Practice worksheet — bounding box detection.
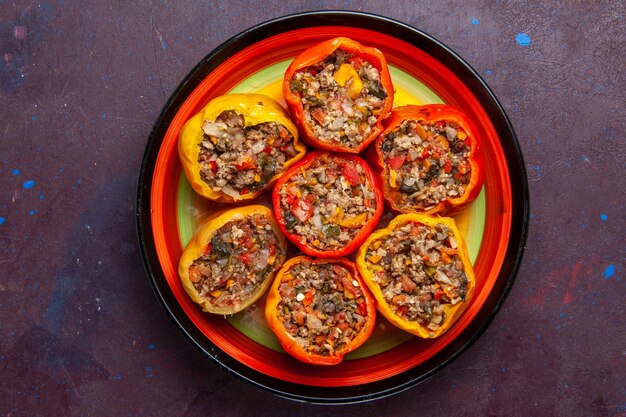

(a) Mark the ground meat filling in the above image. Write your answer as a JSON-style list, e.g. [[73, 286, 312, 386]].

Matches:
[[198, 110, 297, 198], [289, 49, 388, 148], [277, 261, 369, 356], [278, 155, 377, 250], [365, 221, 468, 335], [188, 214, 285, 311], [379, 119, 472, 211]]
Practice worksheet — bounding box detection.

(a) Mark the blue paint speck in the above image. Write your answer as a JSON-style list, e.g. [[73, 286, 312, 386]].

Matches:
[[145, 366, 152, 372], [600, 214, 607, 221], [12, 169, 20, 175], [31, 115, 37, 121], [23, 180, 35, 189], [486, 69, 492, 75], [559, 313, 564, 318], [604, 265, 615, 279], [516, 33, 531, 46], [29, 210, 37, 215], [490, 386, 497, 392], [59, 167, 65, 173], [530, 213, 535, 219], [149, 343, 155, 350], [76, 178, 82, 184], [472, 18, 479, 25], [39, 195, 45, 200], [0, 217, 5, 225], [101, 113, 107, 119]]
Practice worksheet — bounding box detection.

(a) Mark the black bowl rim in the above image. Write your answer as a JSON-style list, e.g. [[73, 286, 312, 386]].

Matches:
[[136, 10, 529, 405]]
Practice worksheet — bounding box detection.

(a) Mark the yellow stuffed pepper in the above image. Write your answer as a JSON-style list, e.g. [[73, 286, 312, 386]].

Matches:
[[179, 205, 287, 315], [356, 213, 475, 338], [178, 94, 306, 202]]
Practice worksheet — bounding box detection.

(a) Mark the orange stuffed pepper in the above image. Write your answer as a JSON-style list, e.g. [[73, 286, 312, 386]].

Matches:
[[283, 37, 394, 153], [265, 256, 376, 365], [372, 105, 484, 215]]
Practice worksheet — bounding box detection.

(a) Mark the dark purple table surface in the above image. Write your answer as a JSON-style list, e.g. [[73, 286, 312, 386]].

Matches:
[[1, 1, 624, 416]]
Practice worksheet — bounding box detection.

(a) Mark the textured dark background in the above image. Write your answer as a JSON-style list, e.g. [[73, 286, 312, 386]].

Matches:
[[1, 1, 624, 416]]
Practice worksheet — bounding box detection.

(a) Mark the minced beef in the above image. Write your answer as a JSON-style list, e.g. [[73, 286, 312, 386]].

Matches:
[[198, 110, 297, 198], [379, 119, 472, 211], [289, 49, 388, 149], [277, 153, 377, 251], [276, 260, 368, 356]]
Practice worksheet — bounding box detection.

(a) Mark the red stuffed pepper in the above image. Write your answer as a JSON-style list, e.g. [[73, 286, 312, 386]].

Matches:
[[283, 37, 394, 153], [265, 256, 376, 365], [272, 151, 383, 258], [373, 105, 484, 215]]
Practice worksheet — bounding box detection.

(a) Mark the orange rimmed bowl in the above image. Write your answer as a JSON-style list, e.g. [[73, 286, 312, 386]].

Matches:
[[136, 11, 529, 404]]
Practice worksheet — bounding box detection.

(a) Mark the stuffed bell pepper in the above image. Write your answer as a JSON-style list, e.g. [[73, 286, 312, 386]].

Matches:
[[265, 256, 376, 365], [179, 94, 306, 202], [178, 205, 287, 315], [356, 213, 475, 338], [283, 37, 394, 153], [373, 105, 484, 215], [272, 151, 383, 258]]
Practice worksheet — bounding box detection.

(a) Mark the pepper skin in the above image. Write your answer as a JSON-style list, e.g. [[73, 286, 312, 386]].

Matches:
[[265, 256, 376, 365], [372, 105, 484, 215], [283, 37, 394, 153], [356, 213, 476, 338], [178, 93, 306, 203]]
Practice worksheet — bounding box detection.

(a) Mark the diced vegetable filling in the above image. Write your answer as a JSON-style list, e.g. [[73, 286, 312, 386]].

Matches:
[[289, 49, 388, 148], [276, 261, 368, 356], [365, 221, 468, 334], [278, 155, 377, 250], [198, 110, 298, 198], [379, 119, 472, 211], [188, 214, 285, 310]]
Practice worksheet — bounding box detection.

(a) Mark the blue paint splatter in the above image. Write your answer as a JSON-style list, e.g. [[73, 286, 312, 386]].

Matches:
[[145, 366, 152, 372], [76, 178, 82, 184], [600, 214, 607, 221], [559, 313, 564, 318], [516, 33, 531, 46], [0, 217, 5, 225], [101, 113, 107, 119], [31, 115, 37, 121], [604, 265, 615, 279], [23, 180, 35, 189], [29, 210, 37, 215], [39, 194, 45, 200], [149, 343, 155, 350], [12, 169, 20, 175], [472, 18, 479, 25], [530, 213, 535, 219], [486, 69, 492, 75]]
